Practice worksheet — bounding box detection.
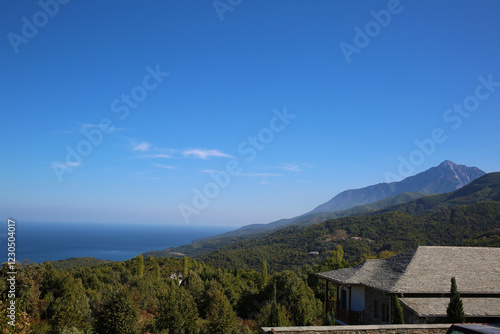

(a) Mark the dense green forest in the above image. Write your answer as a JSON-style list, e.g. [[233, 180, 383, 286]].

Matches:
[[198, 173, 500, 272], [1, 249, 348, 333], [145, 192, 429, 259], [200, 201, 500, 272]]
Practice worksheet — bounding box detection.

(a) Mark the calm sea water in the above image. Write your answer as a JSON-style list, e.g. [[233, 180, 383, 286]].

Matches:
[[5, 222, 235, 264]]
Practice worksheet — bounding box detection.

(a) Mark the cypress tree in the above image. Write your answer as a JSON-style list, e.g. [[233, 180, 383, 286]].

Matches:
[[154, 261, 161, 281], [137, 253, 144, 277], [392, 295, 404, 324], [269, 283, 282, 327], [447, 277, 466, 323], [262, 260, 269, 288], [183, 256, 189, 278]]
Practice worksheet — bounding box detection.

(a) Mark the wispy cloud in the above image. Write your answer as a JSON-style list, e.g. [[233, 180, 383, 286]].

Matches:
[[126, 148, 176, 160], [132, 142, 151, 152], [201, 169, 222, 174], [82, 123, 103, 128], [53, 161, 81, 168], [134, 170, 153, 176], [148, 153, 173, 158], [260, 180, 276, 186], [183, 149, 233, 159], [82, 123, 126, 131], [240, 172, 281, 177], [278, 163, 301, 172], [270, 162, 313, 172], [154, 163, 176, 169]]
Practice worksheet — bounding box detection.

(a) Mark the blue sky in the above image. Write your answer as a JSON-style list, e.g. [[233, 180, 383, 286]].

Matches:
[[1, 0, 500, 227]]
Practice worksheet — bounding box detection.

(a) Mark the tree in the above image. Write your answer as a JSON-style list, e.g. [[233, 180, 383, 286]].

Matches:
[[137, 254, 144, 277], [317, 245, 348, 272], [95, 289, 139, 334], [262, 260, 269, 288], [447, 277, 466, 323], [269, 283, 282, 327], [392, 295, 404, 324], [183, 256, 190, 278], [50, 277, 91, 333], [205, 280, 238, 334], [255, 301, 292, 329], [272, 271, 321, 326], [156, 281, 199, 334], [182, 271, 205, 313], [154, 261, 161, 281]]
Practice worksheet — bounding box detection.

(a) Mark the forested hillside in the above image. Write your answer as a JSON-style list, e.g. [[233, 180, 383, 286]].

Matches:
[[199, 173, 500, 272], [200, 202, 500, 272], [1, 250, 348, 333], [4, 174, 498, 333], [150, 161, 486, 259], [147, 192, 429, 259]]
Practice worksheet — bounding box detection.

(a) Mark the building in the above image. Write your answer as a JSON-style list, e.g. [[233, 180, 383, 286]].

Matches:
[[317, 246, 500, 325]]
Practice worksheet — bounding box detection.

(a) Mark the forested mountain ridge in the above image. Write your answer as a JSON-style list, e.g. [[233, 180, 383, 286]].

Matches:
[[145, 191, 429, 259], [194, 192, 428, 242], [151, 166, 493, 256], [183, 160, 484, 246], [376, 172, 500, 216], [198, 172, 500, 272]]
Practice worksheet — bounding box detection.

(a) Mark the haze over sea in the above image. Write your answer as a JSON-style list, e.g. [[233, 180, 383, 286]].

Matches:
[[12, 222, 235, 264]]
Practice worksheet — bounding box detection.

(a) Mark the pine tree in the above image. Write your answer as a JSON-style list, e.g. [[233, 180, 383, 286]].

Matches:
[[262, 260, 269, 288], [154, 261, 161, 281], [137, 253, 144, 277], [392, 295, 404, 324], [183, 271, 205, 311], [273, 270, 321, 326], [269, 283, 282, 327], [183, 256, 189, 278], [156, 282, 199, 334], [95, 289, 139, 334], [447, 277, 466, 323], [205, 280, 238, 334]]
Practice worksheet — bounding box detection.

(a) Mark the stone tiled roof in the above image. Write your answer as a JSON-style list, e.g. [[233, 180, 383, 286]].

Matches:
[[400, 297, 500, 317], [317, 246, 500, 294]]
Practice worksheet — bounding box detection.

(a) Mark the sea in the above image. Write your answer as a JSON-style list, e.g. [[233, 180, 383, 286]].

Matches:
[[4, 221, 236, 264]]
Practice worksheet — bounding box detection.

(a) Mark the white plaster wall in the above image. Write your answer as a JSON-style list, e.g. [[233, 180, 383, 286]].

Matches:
[[351, 286, 365, 312]]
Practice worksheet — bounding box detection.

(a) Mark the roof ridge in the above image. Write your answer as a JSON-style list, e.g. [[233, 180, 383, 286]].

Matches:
[[317, 246, 500, 294]]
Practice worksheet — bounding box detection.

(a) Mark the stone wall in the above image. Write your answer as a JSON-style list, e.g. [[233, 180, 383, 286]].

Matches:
[[261, 323, 450, 334], [364, 287, 392, 324]]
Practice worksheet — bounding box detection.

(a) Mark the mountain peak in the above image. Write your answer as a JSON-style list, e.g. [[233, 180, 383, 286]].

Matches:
[[439, 160, 457, 168], [309, 161, 486, 214]]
